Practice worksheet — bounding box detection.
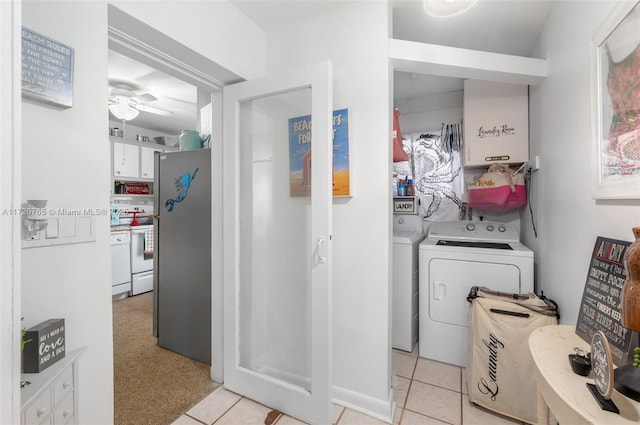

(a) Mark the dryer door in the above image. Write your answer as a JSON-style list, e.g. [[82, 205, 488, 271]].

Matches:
[[428, 258, 522, 328]]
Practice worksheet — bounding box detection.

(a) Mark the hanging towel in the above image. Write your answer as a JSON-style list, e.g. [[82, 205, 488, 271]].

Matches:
[[143, 229, 154, 254]]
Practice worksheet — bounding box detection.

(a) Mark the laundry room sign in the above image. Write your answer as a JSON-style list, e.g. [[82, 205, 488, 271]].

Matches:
[[575, 236, 638, 365]]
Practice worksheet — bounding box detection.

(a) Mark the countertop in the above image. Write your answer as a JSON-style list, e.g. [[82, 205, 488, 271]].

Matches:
[[111, 223, 153, 232]]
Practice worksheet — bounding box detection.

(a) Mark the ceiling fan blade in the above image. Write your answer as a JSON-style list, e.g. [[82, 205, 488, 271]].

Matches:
[[134, 103, 173, 116], [131, 93, 157, 103]]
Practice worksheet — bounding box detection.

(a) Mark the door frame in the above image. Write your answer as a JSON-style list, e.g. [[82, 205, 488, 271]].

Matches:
[[107, 4, 239, 383], [0, 1, 23, 423]]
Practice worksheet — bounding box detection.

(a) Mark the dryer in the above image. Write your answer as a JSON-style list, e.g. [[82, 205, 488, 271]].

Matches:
[[392, 214, 426, 352], [418, 220, 533, 367]]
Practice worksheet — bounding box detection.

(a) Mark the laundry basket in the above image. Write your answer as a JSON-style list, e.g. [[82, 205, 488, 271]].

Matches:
[[466, 286, 559, 424]]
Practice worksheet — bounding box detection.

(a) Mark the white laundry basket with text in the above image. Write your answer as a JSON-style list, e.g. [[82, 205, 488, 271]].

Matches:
[[466, 287, 559, 424]]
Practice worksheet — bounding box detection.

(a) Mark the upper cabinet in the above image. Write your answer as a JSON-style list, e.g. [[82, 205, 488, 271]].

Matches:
[[462, 80, 529, 167], [113, 141, 140, 178], [111, 138, 178, 198], [140, 146, 162, 179]]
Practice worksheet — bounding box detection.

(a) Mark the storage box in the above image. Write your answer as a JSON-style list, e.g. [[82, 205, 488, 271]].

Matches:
[[153, 135, 179, 147], [22, 319, 65, 373]]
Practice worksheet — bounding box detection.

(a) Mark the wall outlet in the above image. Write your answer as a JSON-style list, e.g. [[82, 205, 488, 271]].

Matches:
[[530, 155, 541, 171]]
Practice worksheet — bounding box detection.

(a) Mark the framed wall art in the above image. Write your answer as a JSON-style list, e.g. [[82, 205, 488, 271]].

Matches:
[[288, 108, 351, 197], [591, 0, 640, 199], [22, 27, 74, 108]]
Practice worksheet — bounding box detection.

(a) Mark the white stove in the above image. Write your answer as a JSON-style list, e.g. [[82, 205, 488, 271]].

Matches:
[[130, 224, 154, 295], [418, 221, 534, 366]]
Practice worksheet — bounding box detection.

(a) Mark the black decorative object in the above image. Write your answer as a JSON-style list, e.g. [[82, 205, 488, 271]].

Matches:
[[586, 383, 620, 414], [22, 318, 65, 373]]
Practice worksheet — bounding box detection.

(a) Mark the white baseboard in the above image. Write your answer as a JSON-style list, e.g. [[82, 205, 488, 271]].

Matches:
[[332, 384, 395, 424]]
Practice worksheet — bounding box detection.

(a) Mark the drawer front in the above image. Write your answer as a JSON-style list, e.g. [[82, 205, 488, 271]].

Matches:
[[53, 391, 74, 425], [24, 386, 52, 425], [53, 365, 74, 405]]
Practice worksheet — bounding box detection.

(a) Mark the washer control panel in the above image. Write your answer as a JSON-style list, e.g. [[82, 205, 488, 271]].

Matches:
[[427, 221, 519, 243]]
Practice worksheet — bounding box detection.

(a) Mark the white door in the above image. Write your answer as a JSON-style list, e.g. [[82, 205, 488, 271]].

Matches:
[[222, 61, 333, 425]]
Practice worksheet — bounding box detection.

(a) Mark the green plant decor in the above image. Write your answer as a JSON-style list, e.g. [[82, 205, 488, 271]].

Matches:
[[21, 329, 32, 350]]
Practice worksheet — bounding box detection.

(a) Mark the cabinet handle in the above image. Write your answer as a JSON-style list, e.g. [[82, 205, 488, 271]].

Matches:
[[37, 407, 46, 417], [63, 409, 72, 418], [62, 382, 70, 389]]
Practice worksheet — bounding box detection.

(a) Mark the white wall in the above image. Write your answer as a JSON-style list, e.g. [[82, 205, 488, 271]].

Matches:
[[22, 2, 112, 424], [110, 0, 266, 81], [267, 2, 394, 420], [526, 0, 640, 325], [18, 2, 267, 424], [395, 90, 463, 134]]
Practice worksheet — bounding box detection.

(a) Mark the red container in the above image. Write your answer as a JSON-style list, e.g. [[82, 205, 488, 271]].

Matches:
[[124, 182, 150, 195]]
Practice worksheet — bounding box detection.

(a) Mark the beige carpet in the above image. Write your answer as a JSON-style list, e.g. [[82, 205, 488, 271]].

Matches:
[[112, 292, 217, 425]]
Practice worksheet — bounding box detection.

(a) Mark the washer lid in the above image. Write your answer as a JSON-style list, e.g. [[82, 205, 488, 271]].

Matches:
[[393, 230, 425, 245]]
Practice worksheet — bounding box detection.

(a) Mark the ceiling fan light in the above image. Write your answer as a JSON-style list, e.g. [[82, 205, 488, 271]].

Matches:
[[423, 0, 479, 17], [109, 103, 139, 121]]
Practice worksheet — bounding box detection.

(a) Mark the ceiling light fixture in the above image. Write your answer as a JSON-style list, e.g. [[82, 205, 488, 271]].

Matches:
[[109, 100, 139, 121], [423, 0, 479, 17]]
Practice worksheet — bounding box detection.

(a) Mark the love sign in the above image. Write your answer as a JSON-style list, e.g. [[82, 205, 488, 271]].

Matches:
[[22, 318, 65, 373]]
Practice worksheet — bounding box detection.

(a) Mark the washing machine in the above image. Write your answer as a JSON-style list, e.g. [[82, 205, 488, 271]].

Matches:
[[418, 220, 533, 367], [392, 214, 427, 352]]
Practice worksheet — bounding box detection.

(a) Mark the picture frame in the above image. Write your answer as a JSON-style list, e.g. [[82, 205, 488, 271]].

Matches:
[[591, 0, 640, 199], [22, 27, 74, 108]]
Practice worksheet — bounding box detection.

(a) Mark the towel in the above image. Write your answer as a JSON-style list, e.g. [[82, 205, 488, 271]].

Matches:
[[144, 229, 154, 254]]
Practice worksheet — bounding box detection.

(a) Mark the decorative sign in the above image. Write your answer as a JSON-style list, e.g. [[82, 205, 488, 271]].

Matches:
[[289, 109, 350, 197], [124, 182, 150, 195], [576, 236, 638, 366], [463, 80, 529, 166], [22, 318, 65, 373], [393, 197, 418, 214], [591, 331, 614, 399], [21, 27, 74, 108]]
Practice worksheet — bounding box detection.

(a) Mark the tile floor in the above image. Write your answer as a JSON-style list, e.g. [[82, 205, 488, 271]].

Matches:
[[170, 346, 535, 425]]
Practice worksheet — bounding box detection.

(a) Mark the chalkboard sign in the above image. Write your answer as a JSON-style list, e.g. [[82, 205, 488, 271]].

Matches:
[[21, 27, 74, 108], [576, 237, 638, 366]]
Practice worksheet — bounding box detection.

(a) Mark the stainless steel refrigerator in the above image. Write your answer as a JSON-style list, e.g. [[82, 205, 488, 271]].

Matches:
[[153, 149, 211, 364]]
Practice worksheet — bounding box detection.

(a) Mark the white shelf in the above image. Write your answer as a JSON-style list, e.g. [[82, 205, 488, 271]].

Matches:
[[109, 136, 179, 151]]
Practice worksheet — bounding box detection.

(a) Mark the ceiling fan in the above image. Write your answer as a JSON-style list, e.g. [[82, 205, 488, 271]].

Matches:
[[108, 83, 173, 121]]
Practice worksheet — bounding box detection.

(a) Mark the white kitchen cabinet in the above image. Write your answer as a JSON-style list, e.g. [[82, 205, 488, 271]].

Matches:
[[140, 146, 161, 179], [21, 347, 86, 425], [113, 142, 140, 178]]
